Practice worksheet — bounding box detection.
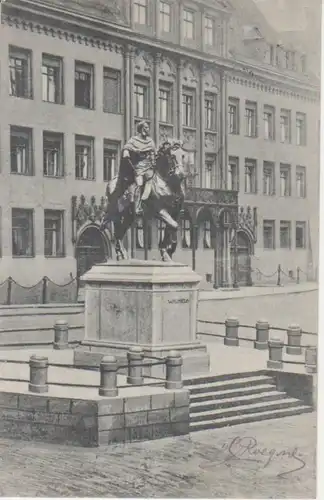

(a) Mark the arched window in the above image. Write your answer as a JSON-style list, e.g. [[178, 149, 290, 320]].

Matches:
[[181, 218, 191, 248], [203, 220, 212, 249]]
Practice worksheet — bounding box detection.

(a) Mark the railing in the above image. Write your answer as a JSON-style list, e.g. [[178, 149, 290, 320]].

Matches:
[[251, 265, 311, 286], [0, 320, 184, 395], [198, 317, 317, 374], [0, 276, 79, 305]]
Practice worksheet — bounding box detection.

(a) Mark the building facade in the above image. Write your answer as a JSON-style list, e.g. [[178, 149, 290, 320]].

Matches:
[[0, 0, 320, 288]]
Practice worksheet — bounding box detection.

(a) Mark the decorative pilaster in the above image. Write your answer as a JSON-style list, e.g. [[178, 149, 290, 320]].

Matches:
[[220, 71, 228, 190], [128, 45, 136, 136], [153, 52, 162, 145], [123, 46, 131, 140], [199, 63, 205, 188], [176, 59, 183, 139]]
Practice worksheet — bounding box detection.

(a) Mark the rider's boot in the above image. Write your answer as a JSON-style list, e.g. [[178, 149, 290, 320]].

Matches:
[[134, 187, 144, 216], [158, 209, 178, 229]]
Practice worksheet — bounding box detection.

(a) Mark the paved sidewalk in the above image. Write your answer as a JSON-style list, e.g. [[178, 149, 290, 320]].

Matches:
[[199, 281, 317, 301]]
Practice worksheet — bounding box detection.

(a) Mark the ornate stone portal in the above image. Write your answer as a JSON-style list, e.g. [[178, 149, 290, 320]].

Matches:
[[76, 260, 210, 377]]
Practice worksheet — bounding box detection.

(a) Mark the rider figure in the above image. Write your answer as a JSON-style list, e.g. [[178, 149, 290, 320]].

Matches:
[[122, 121, 156, 215]]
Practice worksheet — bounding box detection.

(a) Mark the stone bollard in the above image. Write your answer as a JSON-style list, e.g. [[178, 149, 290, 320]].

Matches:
[[53, 320, 69, 350], [267, 338, 284, 370], [29, 355, 49, 393], [224, 317, 239, 346], [165, 351, 183, 390], [254, 320, 269, 350], [99, 356, 118, 397], [127, 346, 144, 385], [286, 324, 302, 355], [305, 347, 317, 374]]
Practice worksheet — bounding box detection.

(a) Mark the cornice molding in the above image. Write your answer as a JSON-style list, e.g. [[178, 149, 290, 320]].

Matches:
[[2, 11, 320, 103]]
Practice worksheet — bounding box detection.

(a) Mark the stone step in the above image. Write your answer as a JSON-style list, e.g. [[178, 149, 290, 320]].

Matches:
[[188, 375, 275, 395], [189, 404, 313, 431], [190, 391, 287, 413], [190, 397, 303, 423], [190, 383, 277, 403], [184, 370, 268, 386]]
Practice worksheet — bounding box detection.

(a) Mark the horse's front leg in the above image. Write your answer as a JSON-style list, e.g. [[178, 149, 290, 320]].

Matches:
[[160, 225, 177, 262]]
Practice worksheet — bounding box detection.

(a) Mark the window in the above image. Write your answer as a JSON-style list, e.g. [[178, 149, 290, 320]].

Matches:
[[43, 132, 64, 177], [44, 210, 64, 257], [296, 112, 306, 146], [228, 157, 239, 191], [296, 166, 306, 198], [134, 81, 149, 118], [263, 105, 275, 140], [160, 1, 171, 32], [245, 101, 257, 137], [75, 135, 94, 180], [204, 16, 214, 46], [159, 84, 172, 123], [183, 9, 194, 39], [280, 164, 291, 196], [9, 46, 32, 99], [263, 162, 275, 196], [244, 159, 257, 194], [296, 222, 306, 249], [12, 209, 34, 257], [103, 140, 119, 182], [182, 88, 195, 127], [75, 61, 94, 109], [134, 0, 148, 24], [203, 220, 211, 249], [280, 109, 291, 143], [181, 218, 191, 248], [103, 68, 121, 114], [42, 54, 63, 104], [280, 221, 291, 249], [263, 220, 275, 250], [204, 156, 214, 188], [10, 126, 33, 175], [228, 98, 239, 134], [204, 93, 216, 130]]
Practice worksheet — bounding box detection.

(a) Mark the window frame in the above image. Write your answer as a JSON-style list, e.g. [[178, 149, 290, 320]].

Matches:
[[75, 135, 95, 180], [280, 108, 291, 143], [182, 87, 195, 127], [228, 98, 239, 135], [296, 221, 306, 249], [103, 140, 120, 182], [11, 208, 35, 258], [296, 112, 307, 146], [280, 163, 291, 197], [134, 79, 150, 119], [160, 1, 171, 32], [263, 105, 275, 140], [10, 126, 33, 176], [204, 92, 217, 131], [44, 209, 65, 258], [158, 82, 173, 123], [134, 0, 148, 25], [263, 161, 275, 196], [183, 8, 195, 40], [296, 166, 306, 198], [245, 100, 257, 137], [228, 156, 239, 191], [204, 15, 214, 46], [42, 53, 64, 104], [43, 131, 64, 178], [280, 220, 291, 249], [9, 45, 33, 99], [74, 61, 94, 110], [244, 158, 257, 194], [263, 220, 275, 250]]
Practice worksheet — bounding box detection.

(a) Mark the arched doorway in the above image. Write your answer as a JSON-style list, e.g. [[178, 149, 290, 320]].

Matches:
[[231, 231, 252, 286], [76, 225, 110, 279]]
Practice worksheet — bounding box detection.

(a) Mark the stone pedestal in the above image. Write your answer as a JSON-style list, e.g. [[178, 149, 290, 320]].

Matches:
[[76, 260, 210, 377]]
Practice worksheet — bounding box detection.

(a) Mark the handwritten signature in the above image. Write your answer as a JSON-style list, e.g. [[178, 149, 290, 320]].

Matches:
[[201, 436, 306, 478]]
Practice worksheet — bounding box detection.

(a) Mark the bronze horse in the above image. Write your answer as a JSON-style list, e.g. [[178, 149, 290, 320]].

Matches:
[[100, 140, 187, 261]]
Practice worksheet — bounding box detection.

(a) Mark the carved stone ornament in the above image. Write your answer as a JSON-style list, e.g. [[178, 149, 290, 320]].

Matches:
[[71, 195, 107, 242], [182, 129, 196, 150], [159, 56, 176, 79], [203, 66, 220, 91], [135, 50, 153, 75], [159, 125, 174, 145], [182, 62, 198, 85], [238, 205, 258, 242], [185, 188, 238, 206], [205, 133, 217, 150]]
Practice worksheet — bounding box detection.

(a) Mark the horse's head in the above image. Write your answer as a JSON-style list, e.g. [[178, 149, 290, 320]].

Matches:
[[156, 139, 187, 181]]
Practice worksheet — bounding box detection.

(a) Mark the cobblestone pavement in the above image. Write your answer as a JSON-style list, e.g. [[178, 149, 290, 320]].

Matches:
[[0, 413, 316, 498]]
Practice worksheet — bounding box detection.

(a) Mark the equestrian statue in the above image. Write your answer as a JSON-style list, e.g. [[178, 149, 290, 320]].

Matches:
[[100, 120, 188, 262]]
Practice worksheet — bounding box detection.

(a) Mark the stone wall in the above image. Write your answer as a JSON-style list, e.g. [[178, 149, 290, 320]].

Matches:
[[0, 389, 190, 447]]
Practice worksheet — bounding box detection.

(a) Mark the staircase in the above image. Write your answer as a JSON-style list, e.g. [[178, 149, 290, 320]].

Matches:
[[185, 371, 313, 432]]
